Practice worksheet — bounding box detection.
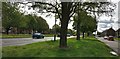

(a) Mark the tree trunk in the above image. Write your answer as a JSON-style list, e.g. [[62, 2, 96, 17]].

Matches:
[[15, 27, 18, 34], [6, 28, 10, 35], [17, 29, 20, 34], [76, 3, 80, 40], [60, 20, 69, 48], [59, 2, 70, 48], [87, 32, 90, 36], [76, 22, 80, 40], [82, 31, 85, 39], [6, 29, 9, 35]]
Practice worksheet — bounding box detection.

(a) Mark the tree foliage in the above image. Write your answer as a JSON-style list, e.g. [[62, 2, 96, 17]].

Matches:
[[2, 2, 22, 34], [2, 2, 49, 34], [52, 24, 60, 34], [73, 10, 97, 38]]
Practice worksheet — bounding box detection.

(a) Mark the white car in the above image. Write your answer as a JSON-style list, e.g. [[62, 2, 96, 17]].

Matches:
[[104, 36, 108, 40]]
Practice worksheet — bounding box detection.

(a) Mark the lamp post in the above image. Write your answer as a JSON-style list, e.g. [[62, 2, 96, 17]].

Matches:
[[53, 0, 57, 41], [54, 14, 57, 41]]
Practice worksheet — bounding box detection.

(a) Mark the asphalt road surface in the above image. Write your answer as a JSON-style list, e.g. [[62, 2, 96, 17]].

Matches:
[[0, 36, 75, 46]]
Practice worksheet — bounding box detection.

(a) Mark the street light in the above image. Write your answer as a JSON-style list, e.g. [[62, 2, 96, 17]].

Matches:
[[54, 14, 57, 41], [53, 0, 57, 41]]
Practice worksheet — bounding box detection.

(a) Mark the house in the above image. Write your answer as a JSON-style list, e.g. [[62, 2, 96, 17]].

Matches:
[[116, 28, 120, 38], [101, 28, 116, 37]]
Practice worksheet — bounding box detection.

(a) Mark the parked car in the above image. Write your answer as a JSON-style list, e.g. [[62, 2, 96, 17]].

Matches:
[[104, 36, 108, 40], [32, 33, 44, 39], [108, 36, 114, 41]]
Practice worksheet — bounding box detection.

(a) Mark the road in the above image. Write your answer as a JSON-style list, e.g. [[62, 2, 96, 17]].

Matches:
[[96, 37, 119, 55], [0, 36, 75, 47]]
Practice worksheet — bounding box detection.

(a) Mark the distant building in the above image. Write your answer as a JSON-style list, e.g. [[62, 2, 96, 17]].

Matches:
[[101, 28, 116, 37], [116, 28, 120, 37]]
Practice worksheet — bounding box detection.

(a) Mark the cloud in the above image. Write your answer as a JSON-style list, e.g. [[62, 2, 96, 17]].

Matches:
[[97, 1, 120, 32]]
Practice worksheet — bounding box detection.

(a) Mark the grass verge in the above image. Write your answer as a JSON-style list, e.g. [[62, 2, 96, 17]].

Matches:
[[2, 37, 116, 57], [1, 34, 54, 39], [44, 34, 54, 37], [1, 34, 31, 39], [114, 38, 120, 40]]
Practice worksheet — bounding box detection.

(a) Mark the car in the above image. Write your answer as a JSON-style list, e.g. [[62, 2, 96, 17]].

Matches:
[[108, 36, 114, 41], [104, 36, 108, 40], [32, 33, 44, 39]]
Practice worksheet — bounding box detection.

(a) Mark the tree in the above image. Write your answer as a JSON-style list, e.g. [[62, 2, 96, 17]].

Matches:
[[22, 1, 115, 48], [26, 15, 37, 33], [31, 2, 78, 48], [73, 2, 116, 40], [52, 24, 60, 34], [24, 14, 49, 34], [73, 11, 96, 38], [35, 16, 49, 33], [2, 2, 49, 34], [2, 2, 22, 34], [59, 2, 77, 48]]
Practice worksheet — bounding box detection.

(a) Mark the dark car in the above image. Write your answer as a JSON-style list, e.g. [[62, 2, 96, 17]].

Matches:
[[32, 33, 44, 39], [108, 36, 114, 41]]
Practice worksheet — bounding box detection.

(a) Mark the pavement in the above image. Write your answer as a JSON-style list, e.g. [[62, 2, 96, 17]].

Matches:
[[96, 37, 120, 55], [0, 36, 75, 47]]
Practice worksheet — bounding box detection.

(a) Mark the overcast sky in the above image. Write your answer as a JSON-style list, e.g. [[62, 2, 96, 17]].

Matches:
[[18, 0, 120, 32], [97, 0, 120, 32]]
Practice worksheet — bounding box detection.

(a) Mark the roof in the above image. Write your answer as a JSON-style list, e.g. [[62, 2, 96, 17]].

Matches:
[[102, 27, 115, 33]]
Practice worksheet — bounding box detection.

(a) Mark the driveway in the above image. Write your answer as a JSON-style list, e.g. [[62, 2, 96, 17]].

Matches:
[[0, 36, 75, 46]]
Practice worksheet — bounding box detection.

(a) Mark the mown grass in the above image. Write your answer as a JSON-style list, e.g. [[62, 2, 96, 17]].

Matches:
[[2, 37, 116, 57], [44, 34, 54, 37], [114, 38, 120, 40], [1, 34, 32, 38], [1, 34, 54, 39]]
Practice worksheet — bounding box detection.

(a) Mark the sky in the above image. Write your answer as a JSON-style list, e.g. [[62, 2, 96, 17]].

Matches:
[[18, 0, 120, 32], [97, 0, 120, 32]]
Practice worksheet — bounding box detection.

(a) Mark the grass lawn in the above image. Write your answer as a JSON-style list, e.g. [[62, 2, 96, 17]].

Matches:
[[1, 34, 54, 39], [114, 38, 120, 40], [2, 37, 116, 57], [44, 34, 54, 37], [1, 34, 32, 38]]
